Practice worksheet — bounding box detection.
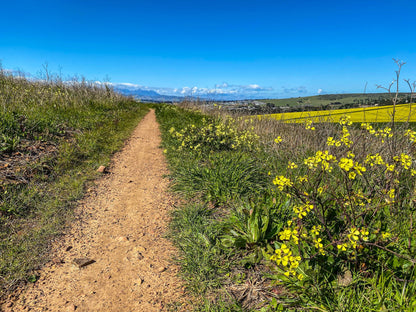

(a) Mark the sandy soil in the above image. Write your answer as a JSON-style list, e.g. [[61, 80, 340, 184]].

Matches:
[[6, 110, 189, 311]]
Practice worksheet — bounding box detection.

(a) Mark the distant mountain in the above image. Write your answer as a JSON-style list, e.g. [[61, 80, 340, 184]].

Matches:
[[111, 83, 270, 102], [113, 84, 161, 97], [112, 84, 184, 102]]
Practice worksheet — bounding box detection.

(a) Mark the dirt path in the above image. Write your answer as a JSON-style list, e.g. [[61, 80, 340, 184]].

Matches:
[[7, 110, 189, 311]]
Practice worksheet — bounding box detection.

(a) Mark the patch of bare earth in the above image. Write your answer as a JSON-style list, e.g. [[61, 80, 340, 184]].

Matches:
[[5, 110, 190, 311]]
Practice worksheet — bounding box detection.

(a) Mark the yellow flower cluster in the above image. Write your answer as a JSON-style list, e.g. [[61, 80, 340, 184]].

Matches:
[[274, 136, 282, 144], [273, 220, 327, 280], [340, 126, 353, 147], [304, 120, 315, 131], [279, 223, 299, 244], [385, 163, 396, 172], [339, 115, 353, 126], [171, 117, 259, 152], [361, 123, 393, 142], [404, 129, 416, 143], [293, 202, 313, 219], [347, 151, 355, 159], [361, 122, 376, 134], [273, 175, 293, 191], [381, 231, 391, 239], [287, 161, 298, 169], [297, 175, 308, 183], [387, 188, 395, 200], [313, 238, 326, 255], [326, 136, 340, 147], [337, 227, 369, 251], [307, 225, 326, 255], [365, 153, 385, 166], [326, 127, 352, 147], [338, 157, 354, 171], [270, 244, 303, 280], [304, 150, 337, 172], [310, 225, 322, 236], [393, 153, 412, 170], [338, 158, 366, 180]]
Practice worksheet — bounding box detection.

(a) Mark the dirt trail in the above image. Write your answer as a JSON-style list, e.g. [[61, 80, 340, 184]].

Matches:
[[8, 110, 189, 311]]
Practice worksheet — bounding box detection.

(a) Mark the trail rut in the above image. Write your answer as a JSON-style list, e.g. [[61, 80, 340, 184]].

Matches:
[[8, 110, 189, 311]]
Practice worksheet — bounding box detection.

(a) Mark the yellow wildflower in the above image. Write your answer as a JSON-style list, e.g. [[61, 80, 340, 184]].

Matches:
[[327, 137, 336, 146], [287, 161, 298, 169], [274, 136, 282, 144], [381, 232, 391, 239], [314, 238, 323, 249], [273, 175, 293, 191], [339, 158, 354, 171]]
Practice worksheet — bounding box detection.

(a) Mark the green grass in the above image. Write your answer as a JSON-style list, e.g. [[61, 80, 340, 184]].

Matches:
[[157, 105, 288, 311], [0, 72, 149, 296], [170, 151, 269, 206], [169, 202, 232, 293], [157, 105, 270, 310], [156, 103, 416, 311]]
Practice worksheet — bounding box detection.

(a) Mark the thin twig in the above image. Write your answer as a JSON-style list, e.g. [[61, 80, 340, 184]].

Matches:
[[365, 242, 416, 264]]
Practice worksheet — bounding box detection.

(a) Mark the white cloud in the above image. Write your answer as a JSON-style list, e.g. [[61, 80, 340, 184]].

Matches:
[[247, 84, 261, 90], [215, 82, 229, 88], [209, 83, 273, 94], [166, 83, 273, 98], [317, 88, 323, 94], [108, 82, 144, 90], [118, 82, 140, 88], [109, 80, 275, 99], [180, 87, 191, 94]]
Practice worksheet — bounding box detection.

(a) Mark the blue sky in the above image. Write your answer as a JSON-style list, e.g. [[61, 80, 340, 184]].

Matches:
[[1, 0, 416, 99]]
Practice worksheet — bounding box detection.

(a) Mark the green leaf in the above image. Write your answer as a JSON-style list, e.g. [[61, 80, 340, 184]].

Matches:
[[28, 275, 39, 283]]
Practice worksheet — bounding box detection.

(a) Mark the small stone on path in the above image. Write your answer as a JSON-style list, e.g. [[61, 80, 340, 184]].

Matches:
[[135, 278, 143, 285], [117, 236, 129, 242], [135, 245, 146, 252], [66, 303, 77, 311], [137, 252, 144, 260], [72, 258, 96, 268]]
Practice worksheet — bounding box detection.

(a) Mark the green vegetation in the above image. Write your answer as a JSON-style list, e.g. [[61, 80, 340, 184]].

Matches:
[[0, 71, 149, 295], [258, 93, 412, 109], [157, 104, 416, 311]]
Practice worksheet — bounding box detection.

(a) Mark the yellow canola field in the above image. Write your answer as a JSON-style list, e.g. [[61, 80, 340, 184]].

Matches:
[[259, 103, 416, 123]]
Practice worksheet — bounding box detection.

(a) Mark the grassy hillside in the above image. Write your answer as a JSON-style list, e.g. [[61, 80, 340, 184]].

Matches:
[[0, 72, 149, 296], [258, 93, 412, 108]]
